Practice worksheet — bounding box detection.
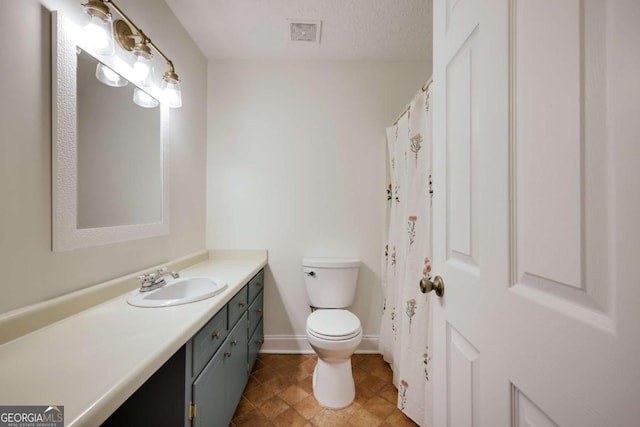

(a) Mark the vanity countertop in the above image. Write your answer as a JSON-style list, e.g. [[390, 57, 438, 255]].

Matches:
[[0, 251, 267, 426]]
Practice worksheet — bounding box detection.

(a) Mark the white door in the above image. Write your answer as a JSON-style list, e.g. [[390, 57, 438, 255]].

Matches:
[[430, 0, 640, 426]]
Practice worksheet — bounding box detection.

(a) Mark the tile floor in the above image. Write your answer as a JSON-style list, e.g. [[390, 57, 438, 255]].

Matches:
[[231, 353, 418, 427]]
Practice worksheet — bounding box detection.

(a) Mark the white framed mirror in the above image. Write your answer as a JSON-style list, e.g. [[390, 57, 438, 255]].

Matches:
[[52, 11, 170, 251]]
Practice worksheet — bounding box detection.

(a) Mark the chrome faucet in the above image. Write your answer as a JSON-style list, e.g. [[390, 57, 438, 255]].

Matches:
[[138, 267, 180, 292]]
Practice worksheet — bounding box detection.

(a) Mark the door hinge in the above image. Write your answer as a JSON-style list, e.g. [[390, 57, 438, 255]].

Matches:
[[188, 402, 197, 421], [247, 362, 250, 372]]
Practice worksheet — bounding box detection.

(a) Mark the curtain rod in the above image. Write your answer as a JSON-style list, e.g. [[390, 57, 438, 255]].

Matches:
[[392, 77, 433, 126]]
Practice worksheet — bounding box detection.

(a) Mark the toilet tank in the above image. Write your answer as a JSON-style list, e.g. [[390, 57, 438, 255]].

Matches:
[[302, 258, 360, 308]]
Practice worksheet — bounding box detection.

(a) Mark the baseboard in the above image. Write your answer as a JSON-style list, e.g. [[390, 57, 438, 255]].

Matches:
[[261, 334, 379, 354]]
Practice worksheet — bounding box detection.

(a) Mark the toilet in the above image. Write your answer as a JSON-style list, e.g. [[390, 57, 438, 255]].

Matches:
[[303, 257, 362, 409]]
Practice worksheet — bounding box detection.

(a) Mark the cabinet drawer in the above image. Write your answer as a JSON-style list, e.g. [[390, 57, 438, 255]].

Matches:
[[228, 285, 248, 328], [192, 307, 227, 377], [248, 291, 263, 338], [248, 270, 265, 304], [248, 318, 264, 373]]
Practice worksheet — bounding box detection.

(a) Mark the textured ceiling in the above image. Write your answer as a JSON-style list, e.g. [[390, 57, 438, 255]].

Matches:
[[164, 0, 432, 60]]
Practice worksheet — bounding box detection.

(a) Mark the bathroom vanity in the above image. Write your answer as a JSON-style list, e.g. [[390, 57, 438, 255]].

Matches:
[[102, 269, 264, 427], [0, 251, 267, 426], [189, 269, 264, 426], [189, 270, 264, 426]]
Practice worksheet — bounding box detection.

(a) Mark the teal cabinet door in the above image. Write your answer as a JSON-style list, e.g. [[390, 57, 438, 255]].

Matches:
[[247, 286, 264, 374], [248, 318, 264, 373], [226, 312, 249, 415], [193, 314, 249, 427], [192, 346, 227, 427]]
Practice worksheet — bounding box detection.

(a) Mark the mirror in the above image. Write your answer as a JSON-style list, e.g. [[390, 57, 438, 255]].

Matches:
[[52, 12, 169, 251], [76, 49, 161, 229]]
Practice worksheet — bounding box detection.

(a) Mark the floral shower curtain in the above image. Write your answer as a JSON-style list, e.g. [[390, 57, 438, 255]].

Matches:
[[380, 86, 433, 426]]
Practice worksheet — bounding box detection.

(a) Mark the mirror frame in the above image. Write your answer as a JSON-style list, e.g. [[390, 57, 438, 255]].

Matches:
[[52, 11, 170, 251]]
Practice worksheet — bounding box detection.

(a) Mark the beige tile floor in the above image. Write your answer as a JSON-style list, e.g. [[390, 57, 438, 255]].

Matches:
[[231, 353, 417, 427]]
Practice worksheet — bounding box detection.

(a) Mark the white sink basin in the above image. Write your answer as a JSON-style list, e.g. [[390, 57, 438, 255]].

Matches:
[[127, 277, 228, 308]]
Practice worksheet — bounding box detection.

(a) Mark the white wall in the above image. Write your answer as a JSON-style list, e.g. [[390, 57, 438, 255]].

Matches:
[[207, 60, 431, 343], [0, 0, 207, 314]]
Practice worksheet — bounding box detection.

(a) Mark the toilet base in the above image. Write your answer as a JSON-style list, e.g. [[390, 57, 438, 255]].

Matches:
[[312, 357, 355, 409]]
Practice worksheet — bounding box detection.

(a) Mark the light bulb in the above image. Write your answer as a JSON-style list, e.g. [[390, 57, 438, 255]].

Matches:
[[163, 81, 182, 108], [95, 63, 127, 87], [132, 43, 153, 84], [84, 15, 114, 55], [133, 87, 159, 108], [133, 56, 151, 82], [161, 73, 182, 109]]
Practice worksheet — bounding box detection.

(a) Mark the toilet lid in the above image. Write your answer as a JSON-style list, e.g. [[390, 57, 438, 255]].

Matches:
[[307, 309, 361, 339]]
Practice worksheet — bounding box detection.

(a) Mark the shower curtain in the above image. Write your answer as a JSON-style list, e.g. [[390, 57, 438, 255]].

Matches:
[[379, 86, 433, 426]]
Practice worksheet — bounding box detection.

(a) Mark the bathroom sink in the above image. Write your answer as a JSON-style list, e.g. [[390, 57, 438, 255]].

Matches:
[[127, 277, 228, 308]]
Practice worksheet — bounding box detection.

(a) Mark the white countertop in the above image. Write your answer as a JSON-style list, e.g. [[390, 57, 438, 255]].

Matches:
[[0, 253, 267, 426]]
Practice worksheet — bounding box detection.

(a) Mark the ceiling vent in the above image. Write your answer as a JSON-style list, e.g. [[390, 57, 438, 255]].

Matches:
[[289, 20, 322, 43]]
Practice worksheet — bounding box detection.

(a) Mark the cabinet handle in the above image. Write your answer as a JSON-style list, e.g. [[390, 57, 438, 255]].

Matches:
[[224, 351, 232, 358], [238, 302, 245, 308], [257, 282, 263, 287], [257, 339, 264, 345], [231, 339, 238, 346], [212, 331, 220, 340], [256, 309, 263, 314]]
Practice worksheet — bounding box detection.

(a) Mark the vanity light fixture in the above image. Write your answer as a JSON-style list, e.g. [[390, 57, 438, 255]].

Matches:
[[81, 0, 183, 108]]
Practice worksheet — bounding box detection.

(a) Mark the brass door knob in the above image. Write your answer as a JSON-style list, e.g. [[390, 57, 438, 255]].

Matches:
[[420, 276, 445, 297]]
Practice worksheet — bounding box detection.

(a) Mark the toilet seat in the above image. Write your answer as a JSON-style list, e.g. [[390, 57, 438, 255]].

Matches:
[[306, 309, 361, 341]]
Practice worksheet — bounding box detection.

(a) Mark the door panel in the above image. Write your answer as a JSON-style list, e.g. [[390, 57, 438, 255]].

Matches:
[[511, 386, 559, 427], [513, 0, 583, 291], [446, 324, 479, 427], [446, 26, 480, 272], [511, 0, 611, 319], [445, 0, 477, 40], [227, 312, 249, 412]]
